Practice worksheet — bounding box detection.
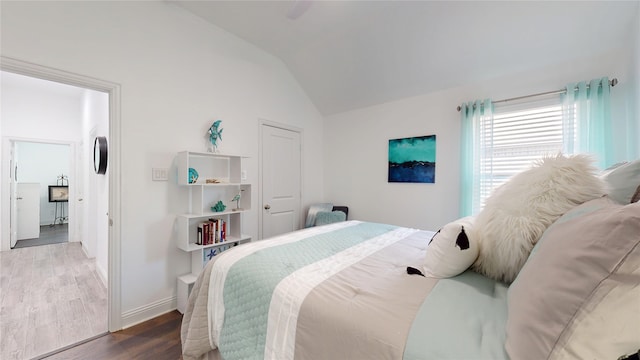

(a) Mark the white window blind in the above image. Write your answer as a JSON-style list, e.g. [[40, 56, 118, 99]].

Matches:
[[477, 97, 576, 209]]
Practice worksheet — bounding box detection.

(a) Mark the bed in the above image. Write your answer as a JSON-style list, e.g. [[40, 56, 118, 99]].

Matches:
[[181, 157, 640, 360], [181, 221, 509, 360]]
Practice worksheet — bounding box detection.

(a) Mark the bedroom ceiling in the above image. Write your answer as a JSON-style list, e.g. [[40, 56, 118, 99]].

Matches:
[[170, 1, 639, 116]]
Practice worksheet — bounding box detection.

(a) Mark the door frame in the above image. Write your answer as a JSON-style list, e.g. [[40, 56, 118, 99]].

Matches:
[[258, 119, 303, 240], [1, 56, 123, 332]]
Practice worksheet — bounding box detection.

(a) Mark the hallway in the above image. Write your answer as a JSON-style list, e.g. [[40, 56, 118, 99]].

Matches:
[[14, 224, 68, 249]]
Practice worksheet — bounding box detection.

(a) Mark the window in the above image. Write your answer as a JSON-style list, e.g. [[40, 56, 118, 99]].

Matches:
[[461, 78, 616, 217], [481, 99, 574, 206], [469, 97, 577, 213]]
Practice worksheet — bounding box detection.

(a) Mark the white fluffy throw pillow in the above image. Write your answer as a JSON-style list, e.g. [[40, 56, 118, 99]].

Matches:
[[423, 216, 478, 278], [472, 154, 607, 283]]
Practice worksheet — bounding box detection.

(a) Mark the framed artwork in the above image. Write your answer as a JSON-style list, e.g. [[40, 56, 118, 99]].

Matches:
[[48, 185, 69, 202], [388, 134, 436, 183]]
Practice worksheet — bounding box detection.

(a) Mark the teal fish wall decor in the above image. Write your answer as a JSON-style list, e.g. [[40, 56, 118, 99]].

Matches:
[[208, 120, 223, 152]]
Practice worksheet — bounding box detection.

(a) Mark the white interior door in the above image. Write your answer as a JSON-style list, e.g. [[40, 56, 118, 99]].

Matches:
[[261, 124, 301, 239], [16, 183, 41, 240], [76, 141, 87, 246], [9, 143, 18, 248]]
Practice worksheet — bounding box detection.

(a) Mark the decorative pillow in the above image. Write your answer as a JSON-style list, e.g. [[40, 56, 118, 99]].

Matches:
[[314, 211, 346, 226], [472, 154, 606, 283], [305, 203, 333, 227], [552, 256, 640, 360], [505, 197, 640, 360], [423, 216, 478, 278], [600, 159, 640, 203]]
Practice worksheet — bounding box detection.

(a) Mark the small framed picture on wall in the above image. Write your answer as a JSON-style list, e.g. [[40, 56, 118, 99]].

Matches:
[[388, 134, 436, 183]]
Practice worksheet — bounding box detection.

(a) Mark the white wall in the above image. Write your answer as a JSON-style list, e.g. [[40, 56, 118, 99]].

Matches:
[[325, 47, 639, 231], [82, 90, 110, 285], [15, 142, 70, 225], [0, 1, 324, 326], [618, 1, 640, 161], [1, 72, 83, 142]]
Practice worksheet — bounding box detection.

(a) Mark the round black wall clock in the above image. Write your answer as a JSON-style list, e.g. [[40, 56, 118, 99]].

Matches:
[[94, 136, 108, 175]]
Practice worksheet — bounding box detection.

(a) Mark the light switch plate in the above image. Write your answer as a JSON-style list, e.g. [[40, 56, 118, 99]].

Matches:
[[241, 170, 247, 181], [152, 168, 169, 181]]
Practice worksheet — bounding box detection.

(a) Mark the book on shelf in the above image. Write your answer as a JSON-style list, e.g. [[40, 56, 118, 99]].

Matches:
[[198, 218, 228, 246], [214, 218, 220, 243], [207, 218, 226, 243], [197, 224, 203, 245], [211, 220, 216, 245], [208, 218, 217, 244], [202, 222, 209, 245]]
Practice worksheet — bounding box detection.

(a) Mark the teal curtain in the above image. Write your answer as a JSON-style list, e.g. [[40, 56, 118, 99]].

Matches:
[[562, 77, 613, 169], [460, 99, 492, 217], [459, 102, 474, 217]]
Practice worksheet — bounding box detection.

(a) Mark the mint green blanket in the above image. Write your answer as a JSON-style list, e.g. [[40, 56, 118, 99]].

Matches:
[[219, 222, 397, 360]]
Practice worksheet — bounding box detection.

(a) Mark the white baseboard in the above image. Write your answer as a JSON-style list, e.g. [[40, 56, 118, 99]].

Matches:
[[81, 242, 90, 257], [96, 263, 108, 289], [80, 243, 107, 288], [120, 296, 177, 329]]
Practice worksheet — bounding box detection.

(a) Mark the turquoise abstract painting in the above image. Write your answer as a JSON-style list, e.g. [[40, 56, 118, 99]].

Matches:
[[388, 135, 436, 183]]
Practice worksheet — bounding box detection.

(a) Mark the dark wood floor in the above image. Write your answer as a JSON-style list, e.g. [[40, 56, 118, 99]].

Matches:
[[43, 310, 183, 360]]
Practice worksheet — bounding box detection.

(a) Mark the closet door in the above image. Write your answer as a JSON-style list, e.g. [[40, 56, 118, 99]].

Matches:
[[261, 124, 301, 239]]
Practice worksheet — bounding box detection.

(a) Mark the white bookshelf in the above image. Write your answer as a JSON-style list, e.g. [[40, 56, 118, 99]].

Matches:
[[175, 151, 251, 313]]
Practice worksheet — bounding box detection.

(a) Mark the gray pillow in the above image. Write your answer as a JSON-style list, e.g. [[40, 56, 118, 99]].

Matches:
[[505, 197, 640, 360]]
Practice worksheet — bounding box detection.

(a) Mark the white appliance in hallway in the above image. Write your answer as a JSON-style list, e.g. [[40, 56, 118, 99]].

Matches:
[[16, 183, 40, 241]]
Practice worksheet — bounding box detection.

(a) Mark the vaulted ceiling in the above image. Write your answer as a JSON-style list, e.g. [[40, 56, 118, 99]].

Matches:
[[171, 1, 639, 116]]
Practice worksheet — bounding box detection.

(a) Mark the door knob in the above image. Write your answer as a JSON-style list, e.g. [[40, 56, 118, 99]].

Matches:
[[16, 197, 23, 200], [264, 204, 271, 210]]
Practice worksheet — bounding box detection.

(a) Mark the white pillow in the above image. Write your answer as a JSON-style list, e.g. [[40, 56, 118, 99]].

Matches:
[[600, 159, 640, 204], [472, 154, 607, 283], [423, 216, 478, 278]]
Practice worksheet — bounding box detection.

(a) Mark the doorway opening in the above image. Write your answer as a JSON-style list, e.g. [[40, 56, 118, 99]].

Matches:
[[0, 68, 113, 359], [11, 141, 71, 249]]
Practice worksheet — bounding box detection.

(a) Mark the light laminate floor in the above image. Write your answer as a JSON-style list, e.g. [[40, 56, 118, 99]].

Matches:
[[0, 242, 107, 360]]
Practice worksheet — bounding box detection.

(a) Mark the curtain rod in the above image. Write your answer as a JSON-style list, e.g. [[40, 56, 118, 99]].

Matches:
[[456, 78, 618, 112]]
